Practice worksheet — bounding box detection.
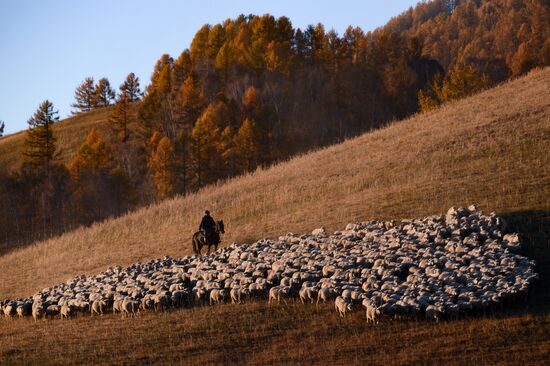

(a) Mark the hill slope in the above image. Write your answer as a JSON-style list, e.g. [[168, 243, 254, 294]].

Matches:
[[0, 107, 115, 172], [1, 69, 549, 298], [0, 69, 549, 365]]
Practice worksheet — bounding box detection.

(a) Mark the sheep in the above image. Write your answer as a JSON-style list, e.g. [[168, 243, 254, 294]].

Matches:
[[172, 290, 188, 307], [153, 293, 171, 312], [32, 303, 44, 321], [299, 286, 318, 304], [113, 298, 124, 314], [46, 305, 60, 318], [140, 296, 155, 311], [268, 286, 291, 305], [193, 287, 208, 306], [334, 296, 352, 317], [60, 305, 72, 320], [209, 288, 227, 305], [90, 299, 107, 316], [362, 299, 381, 323], [426, 304, 445, 322], [121, 298, 140, 318], [230, 287, 249, 304], [0, 205, 537, 324], [3, 304, 15, 319], [316, 287, 335, 306]]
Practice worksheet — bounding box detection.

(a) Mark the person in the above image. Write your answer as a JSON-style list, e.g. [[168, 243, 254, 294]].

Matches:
[[199, 210, 216, 242]]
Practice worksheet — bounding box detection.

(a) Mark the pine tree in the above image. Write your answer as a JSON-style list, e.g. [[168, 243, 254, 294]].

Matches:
[[0, 120, 4, 137], [147, 136, 174, 200], [120, 72, 142, 101], [23, 100, 59, 169], [109, 92, 134, 143], [72, 77, 97, 113], [94, 77, 116, 107]]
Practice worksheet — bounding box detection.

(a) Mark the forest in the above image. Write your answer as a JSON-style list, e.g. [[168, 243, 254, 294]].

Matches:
[[1, 0, 549, 249]]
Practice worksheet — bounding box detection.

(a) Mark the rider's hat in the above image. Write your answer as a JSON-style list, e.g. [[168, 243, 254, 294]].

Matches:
[[205, 210, 210, 215]]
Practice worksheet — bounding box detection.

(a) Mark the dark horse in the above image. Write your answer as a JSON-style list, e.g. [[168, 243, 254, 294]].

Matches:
[[192, 220, 225, 255]]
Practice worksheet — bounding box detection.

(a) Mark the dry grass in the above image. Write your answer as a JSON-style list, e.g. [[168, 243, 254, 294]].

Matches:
[[1, 302, 550, 366], [0, 68, 549, 365]]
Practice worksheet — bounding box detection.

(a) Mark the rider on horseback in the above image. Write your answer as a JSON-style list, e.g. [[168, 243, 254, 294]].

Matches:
[[199, 210, 216, 244]]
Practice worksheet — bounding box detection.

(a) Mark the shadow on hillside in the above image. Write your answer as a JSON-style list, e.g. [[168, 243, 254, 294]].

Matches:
[[503, 209, 550, 315]]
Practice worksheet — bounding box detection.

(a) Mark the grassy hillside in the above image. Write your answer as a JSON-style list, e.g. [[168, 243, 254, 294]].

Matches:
[[0, 68, 549, 365], [0, 107, 115, 172]]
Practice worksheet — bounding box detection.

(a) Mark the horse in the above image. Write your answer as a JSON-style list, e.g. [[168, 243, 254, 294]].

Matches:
[[192, 220, 225, 255]]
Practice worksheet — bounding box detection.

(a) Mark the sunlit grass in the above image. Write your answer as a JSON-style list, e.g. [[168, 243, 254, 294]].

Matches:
[[0, 68, 549, 365]]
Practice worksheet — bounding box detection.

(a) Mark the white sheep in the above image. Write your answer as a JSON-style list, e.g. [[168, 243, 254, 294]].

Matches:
[[209, 288, 227, 305], [362, 299, 381, 323], [90, 299, 107, 316], [334, 296, 352, 317], [121, 298, 139, 318], [60, 305, 72, 320], [268, 286, 291, 305], [316, 287, 335, 306]]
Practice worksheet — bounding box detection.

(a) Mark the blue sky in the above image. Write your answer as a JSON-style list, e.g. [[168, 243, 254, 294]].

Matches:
[[0, 0, 419, 135]]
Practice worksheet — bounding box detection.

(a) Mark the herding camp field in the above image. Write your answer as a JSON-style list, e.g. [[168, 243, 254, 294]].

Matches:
[[0, 68, 548, 365]]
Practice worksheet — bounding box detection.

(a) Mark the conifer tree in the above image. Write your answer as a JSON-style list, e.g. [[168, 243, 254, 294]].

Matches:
[[191, 105, 221, 187], [69, 128, 112, 175], [439, 64, 488, 101], [234, 118, 261, 172], [69, 128, 133, 223], [72, 77, 97, 113], [110, 92, 134, 143], [120, 72, 142, 101], [173, 130, 191, 194], [23, 100, 59, 168], [0, 120, 4, 137], [147, 135, 174, 200], [175, 75, 206, 130], [94, 77, 116, 107]]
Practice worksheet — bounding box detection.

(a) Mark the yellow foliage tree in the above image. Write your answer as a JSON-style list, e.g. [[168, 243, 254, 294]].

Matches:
[[234, 118, 261, 172], [191, 105, 222, 187], [418, 64, 488, 112], [147, 135, 174, 201], [69, 128, 112, 176]]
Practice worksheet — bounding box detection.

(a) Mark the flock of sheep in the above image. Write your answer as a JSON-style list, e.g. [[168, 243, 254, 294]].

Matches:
[[1, 205, 538, 323]]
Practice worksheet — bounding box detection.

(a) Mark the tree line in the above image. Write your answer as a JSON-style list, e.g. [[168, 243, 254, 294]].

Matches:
[[1, 0, 549, 249]]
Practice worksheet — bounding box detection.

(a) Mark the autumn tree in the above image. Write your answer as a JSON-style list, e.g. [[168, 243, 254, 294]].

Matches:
[[418, 64, 488, 112], [110, 92, 134, 143], [23, 100, 59, 169], [147, 134, 175, 200], [234, 118, 261, 172], [94, 77, 116, 107], [191, 105, 222, 187], [69, 128, 133, 223], [119, 72, 142, 101], [72, 77, 97, 113], [440, 64, 488, 100], [173, 130, 191, 194], [174, 75, 206, 130], [69, 128, 113, 175]]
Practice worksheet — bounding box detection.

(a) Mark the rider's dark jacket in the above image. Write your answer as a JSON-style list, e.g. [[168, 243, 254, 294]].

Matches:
[[199, 215, 216, 233]]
